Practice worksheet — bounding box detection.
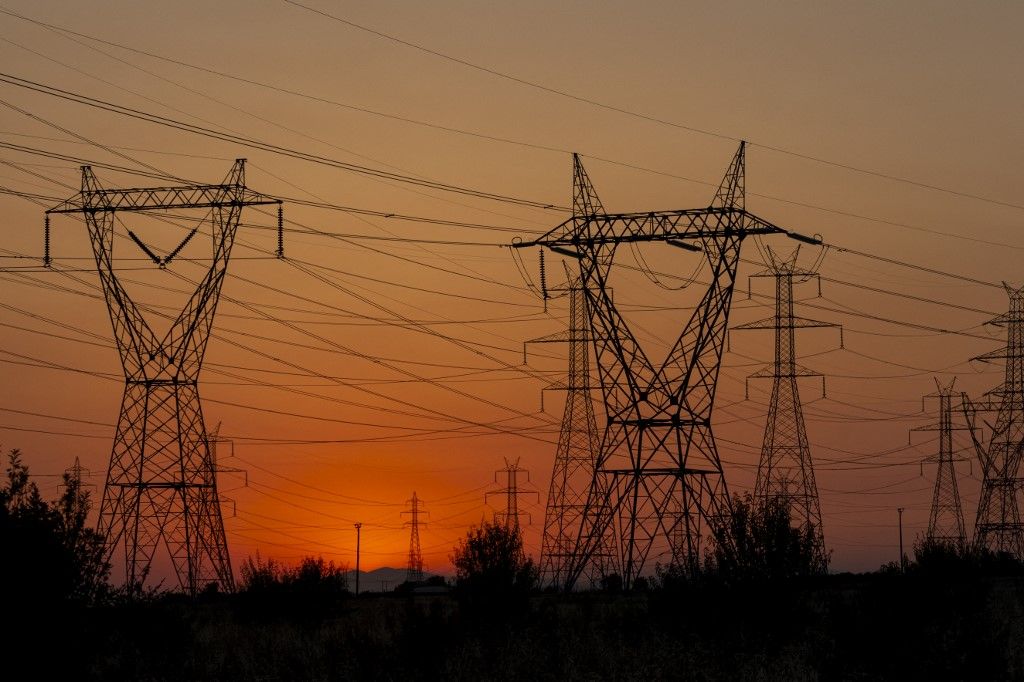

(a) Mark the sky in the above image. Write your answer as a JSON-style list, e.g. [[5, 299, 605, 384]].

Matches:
[[1, 0, 1023, 582]]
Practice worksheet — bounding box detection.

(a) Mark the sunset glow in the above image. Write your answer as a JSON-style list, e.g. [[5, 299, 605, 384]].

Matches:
[[2, 0, 1022, 588]]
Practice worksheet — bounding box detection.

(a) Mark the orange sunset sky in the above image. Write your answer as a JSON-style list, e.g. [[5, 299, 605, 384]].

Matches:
[[1, 1, 1023, 583]]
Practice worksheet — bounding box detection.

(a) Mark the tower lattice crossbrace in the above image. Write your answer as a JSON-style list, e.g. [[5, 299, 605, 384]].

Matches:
[[536, 278, 606, 588], [515, 142, 814, 589], [912, 378, 968, 550], [487, 458, 538, 530], [734, 247, 839, 572], [46, 160, 282, 595], [403, 492, 426, 582], [965, 284, 1024, 558]]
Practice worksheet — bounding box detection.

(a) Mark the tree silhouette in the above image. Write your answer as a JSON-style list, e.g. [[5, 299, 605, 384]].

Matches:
[[706, 492, 825, 583], [451, 520, 536, 618], [0, 449, 109, 605]]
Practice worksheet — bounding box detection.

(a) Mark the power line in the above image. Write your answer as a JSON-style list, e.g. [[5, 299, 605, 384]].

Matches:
[[280, 0, 1024, 213], [0, 72, 563, 210], [5, 6, 1021, 262]]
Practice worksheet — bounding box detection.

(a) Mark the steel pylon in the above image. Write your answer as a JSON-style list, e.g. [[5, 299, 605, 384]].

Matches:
[[515, 143, 811, 589], [486, 458, 538, 530], [403, 492, 426, 582], [965, 284, 1024, 558], [734, 247, 838, 572], [912, 379, 968, 550], [535, 277, 608, 588], [46, 160, 281, 594]]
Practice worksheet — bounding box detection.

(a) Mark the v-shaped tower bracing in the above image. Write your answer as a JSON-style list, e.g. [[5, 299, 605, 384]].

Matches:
[[967, 285, 1024, 558], [538, 277, 606, 588], [913, 379, 967, 549], [46, 161, 281, 595], [517, 143, 804, 589], [734, 248, 838, 572]]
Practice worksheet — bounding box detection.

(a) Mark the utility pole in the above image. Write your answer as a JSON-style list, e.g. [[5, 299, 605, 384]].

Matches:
[[964, 284, 1024, 559], [402, 492, 427, 583], [514, 142, 817, 589], [911, 379, 968, 550], [486, 458, 538, 530], [898, 507, 906, 573], [46, 161, 282, 595], [734, 246, 841, 573], [354, 522, 362, 596]]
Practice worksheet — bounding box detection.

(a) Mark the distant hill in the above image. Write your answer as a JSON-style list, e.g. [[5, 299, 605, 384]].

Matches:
[[351, 566, 447, 592]]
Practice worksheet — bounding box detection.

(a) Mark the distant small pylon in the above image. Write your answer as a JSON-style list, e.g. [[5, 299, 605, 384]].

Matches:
[[911, 378, 968, 550], [734, 246, 841, 573], [486, 458, 538, 531], [402, 492, 426, 582], [60, 456, 92, 490], [532, 275, 606, 589]]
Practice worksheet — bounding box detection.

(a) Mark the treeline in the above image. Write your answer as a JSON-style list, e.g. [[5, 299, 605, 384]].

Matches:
[[5, 447, 1024, 608], [5, 448, 1024, 679]]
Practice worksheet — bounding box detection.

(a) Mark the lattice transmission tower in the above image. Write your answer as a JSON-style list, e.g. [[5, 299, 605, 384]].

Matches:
[[46, 160, 282, 594], [62, 456, 92, 491], [403, 492, 427, 582], [486, 458, 538, 530], [912, 379, 968, 550], [734, 247, 839, 572], [533, 277, 606, 588], [59, 456, 94, 520], [965, 284, 1024, 558], [516, 143, 814, 589]]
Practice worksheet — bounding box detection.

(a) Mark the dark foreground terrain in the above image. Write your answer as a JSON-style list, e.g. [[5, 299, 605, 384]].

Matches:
[[21, 573, 1024, 681]]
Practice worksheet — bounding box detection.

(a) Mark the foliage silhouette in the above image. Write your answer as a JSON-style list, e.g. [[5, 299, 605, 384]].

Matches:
[[705, 492, 827, 583], [238, 553, 349, 618], [240, 553, 349, 592], [0, 449, 109, 606], [451, 520, 536, 619], [909, 536, 1024, 576], [599, 573, 623, 593]]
